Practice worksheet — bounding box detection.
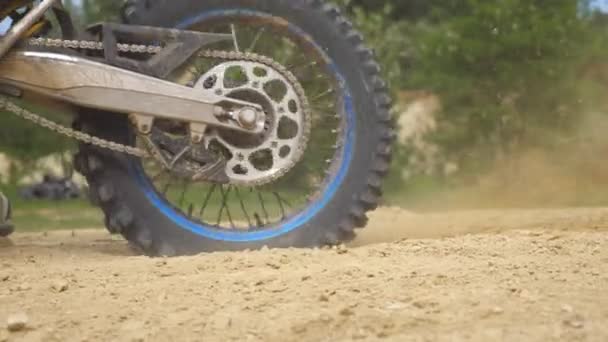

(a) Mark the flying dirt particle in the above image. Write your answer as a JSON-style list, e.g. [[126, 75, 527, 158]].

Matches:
[[385, 302, 407, 311], [13, 283, 31, 292], [491, 307, 504, 315], [157, 291, 168, 303], [334, 244, 348, 255], [6, 313, 29, 332], [291, 325, 307, 334], [51, 279, 69, 293], [352, 329, 368, 340], [412, 301, 426, 309], [319, 314, 332, 323], [339, 307, 354, 316], [561, 304, 574, 313], [563, 315, 585, 329], [377, 330, 390, 338], [265, 262, 281, 270]]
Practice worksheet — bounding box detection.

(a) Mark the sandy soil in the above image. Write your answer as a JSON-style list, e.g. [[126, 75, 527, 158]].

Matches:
[[0, 207, 607, 342]]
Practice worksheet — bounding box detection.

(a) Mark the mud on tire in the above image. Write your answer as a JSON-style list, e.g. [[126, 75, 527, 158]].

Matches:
[[75, 0, 393, 256]]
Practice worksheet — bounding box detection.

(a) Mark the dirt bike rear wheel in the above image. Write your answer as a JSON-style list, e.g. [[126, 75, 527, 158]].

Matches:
[[75, 0, 393, 256]]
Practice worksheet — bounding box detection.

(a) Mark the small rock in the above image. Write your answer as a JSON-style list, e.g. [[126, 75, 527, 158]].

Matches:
[[385, 302, 406, 311], [412, 301, 426, 309], [352, 330, 367, 339], [265, 262, 281, 270], [279, 256, 291, 265], [319, 294, 329, 302], [490, 306, 504, 314], [561, 304, 574, 313], [51, 280, 69, 293], [339, 307, 354, 316], [336, 245, 348, 255], [16, 283, 31, 291], [291, 325, 307, 334], [319, 314, 332, 323], [6, 313, 29, 332], [564, 315, 585, 329]]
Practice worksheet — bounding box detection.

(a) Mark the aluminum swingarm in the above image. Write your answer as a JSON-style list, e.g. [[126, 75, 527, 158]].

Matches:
[[0, 50, 265, 137]]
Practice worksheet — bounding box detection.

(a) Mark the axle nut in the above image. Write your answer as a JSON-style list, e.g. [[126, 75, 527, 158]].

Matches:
[[237, 107, 259, 129]]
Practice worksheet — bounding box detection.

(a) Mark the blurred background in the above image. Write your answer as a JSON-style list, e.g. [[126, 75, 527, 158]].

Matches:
[[3, 0, 608, 229]]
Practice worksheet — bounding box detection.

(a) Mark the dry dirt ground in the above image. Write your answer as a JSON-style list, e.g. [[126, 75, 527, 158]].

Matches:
[[0, 207, 607, 342]]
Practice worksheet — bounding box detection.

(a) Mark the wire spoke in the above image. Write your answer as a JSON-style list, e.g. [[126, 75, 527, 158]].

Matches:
[[299, 73, 327, 84], [286, 60, 318, 71], [276, 193, 293, 209], [231, 23, 240, 52], [235, 187, 253, 228], [312, 88, 336, 101], [178, 180, 189, 208], [258, 191, 270, 223], [162, 172, 177, 195], [247, 26, 266, 52], [311, 104, 335, 112], [217, 185, 235, 228], [253, 213, 264, 227], [273, 192, 287, 220], [187, 204, 194, 218], [199, 184, 217, 219]]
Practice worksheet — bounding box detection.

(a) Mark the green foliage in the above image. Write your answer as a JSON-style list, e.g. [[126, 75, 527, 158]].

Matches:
[[0, 0, 119, 171], [337, 0, 608, 190], [80, 0, 124, 23], [0, 109, 72, 161], [408, 0, 608, 167]]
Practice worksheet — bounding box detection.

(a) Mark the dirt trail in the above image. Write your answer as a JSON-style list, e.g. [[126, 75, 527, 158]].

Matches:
[[0, 207, 607, 342]]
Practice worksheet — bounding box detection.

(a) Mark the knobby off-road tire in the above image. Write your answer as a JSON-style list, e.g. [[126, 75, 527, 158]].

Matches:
[[74, 0, 393, 256]]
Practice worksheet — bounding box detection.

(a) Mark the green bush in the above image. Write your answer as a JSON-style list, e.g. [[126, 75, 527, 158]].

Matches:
[[337, 0, 608, 193]]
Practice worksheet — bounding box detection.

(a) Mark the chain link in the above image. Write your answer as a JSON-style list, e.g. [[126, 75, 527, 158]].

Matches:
[[0, 96, 149, 157], [1, 37, 311, 186]]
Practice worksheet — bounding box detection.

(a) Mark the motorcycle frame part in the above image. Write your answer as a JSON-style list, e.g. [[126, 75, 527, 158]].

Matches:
[[1, 4, 264, 136], [88, 23, 223, 80], [0, 0, 58, 58], [0, 50, 266, 135]]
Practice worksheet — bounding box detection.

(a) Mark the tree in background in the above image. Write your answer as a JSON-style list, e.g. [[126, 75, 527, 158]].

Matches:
[[410, 1, 602, 165], [80, 0, 123, 23], [339, 0, 608, 190], [0, 0, 122, 184], [3, 0, 608, 194]]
